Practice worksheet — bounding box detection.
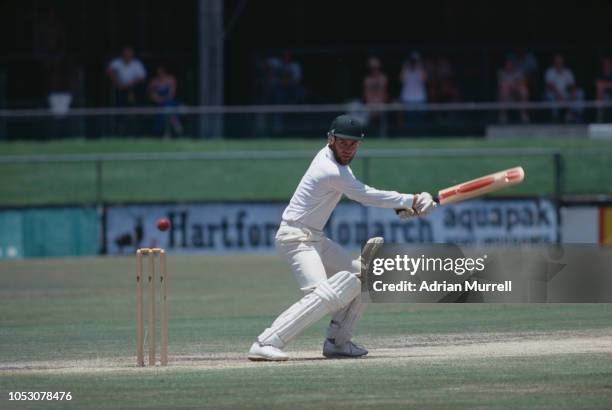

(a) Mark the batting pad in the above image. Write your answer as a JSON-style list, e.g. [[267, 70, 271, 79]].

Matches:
[[257, 271, 361, 348]]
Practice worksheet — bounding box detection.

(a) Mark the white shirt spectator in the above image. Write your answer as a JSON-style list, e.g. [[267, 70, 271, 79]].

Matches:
[[545, 67, 575, 98], [400, 65, 427, 104], [108, 58, 147, 87]]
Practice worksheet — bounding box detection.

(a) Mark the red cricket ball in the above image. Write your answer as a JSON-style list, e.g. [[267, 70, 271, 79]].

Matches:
[[157, 218, 170, 232]]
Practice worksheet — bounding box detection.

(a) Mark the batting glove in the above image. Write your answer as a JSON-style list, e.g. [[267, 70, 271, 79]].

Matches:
[[412, 192, 436, 216]]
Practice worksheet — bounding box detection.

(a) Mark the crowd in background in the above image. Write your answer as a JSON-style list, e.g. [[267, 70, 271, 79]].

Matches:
[[250, 49, 612, 130], [358, 51, 612, 127], [18, 2, 612, 135], [496, 52, 612, 123], [31, 38, 612, 132], [251, 51, 306, 135], [254, 51, 305, 106], [105, 46, 183, 137], [32, 22, 612, 126]]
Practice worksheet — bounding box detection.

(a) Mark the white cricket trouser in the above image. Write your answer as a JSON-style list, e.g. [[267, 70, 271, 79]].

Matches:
[[273, 220, 364, 345]]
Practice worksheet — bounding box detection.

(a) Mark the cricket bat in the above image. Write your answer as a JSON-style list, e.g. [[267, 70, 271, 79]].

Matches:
[[435, 166, 525, 205], [396, 166, 525, 214]]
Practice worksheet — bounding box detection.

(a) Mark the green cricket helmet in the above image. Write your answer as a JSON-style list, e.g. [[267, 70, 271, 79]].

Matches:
[[328, 115, 365, 140]]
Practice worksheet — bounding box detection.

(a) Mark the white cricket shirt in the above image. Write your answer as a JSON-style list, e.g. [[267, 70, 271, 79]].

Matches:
[[282, 145, 414, 231]]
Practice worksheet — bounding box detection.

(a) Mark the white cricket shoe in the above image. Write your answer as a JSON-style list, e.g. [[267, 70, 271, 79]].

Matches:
[[248, 342, 289, 361], [322, 339, 368, 358]]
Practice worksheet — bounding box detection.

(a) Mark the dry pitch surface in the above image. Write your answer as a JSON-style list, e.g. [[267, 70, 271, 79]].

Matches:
[[2, 330, 611, 374]]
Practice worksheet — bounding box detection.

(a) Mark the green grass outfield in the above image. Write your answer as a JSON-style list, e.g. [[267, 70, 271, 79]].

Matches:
[[2, 137, 612, 206], [1, 254, 611, 409]]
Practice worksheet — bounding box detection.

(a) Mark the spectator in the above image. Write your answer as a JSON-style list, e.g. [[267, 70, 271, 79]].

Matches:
[[263, 51, 304, 134], [106, 47, 147, 107], [497, 54, 530, 123], [278, 51, 304, 104], [262, 57, 282, 104], [148, 65, 183, 137], [515, 48, 539, 97], [362, 57, 388, 126], [596, 57, 612, 122], [399, 51, 427, 126], [544, 54, 584, 122]]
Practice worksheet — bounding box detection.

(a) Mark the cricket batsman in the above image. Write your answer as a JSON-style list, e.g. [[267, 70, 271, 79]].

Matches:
[[248, 114, 437, 361]]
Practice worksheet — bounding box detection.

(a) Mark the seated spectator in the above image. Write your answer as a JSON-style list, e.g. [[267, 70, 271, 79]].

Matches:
[[106, 46, 147, 107], [497, 54, 530, 123], [362, 57, 388, 126], [596, 57, 612, 122], [515, 48, 539, 97], [148, 65, 183, 137], [544, 54, 584, 123], [399, 51, 427, 126]]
